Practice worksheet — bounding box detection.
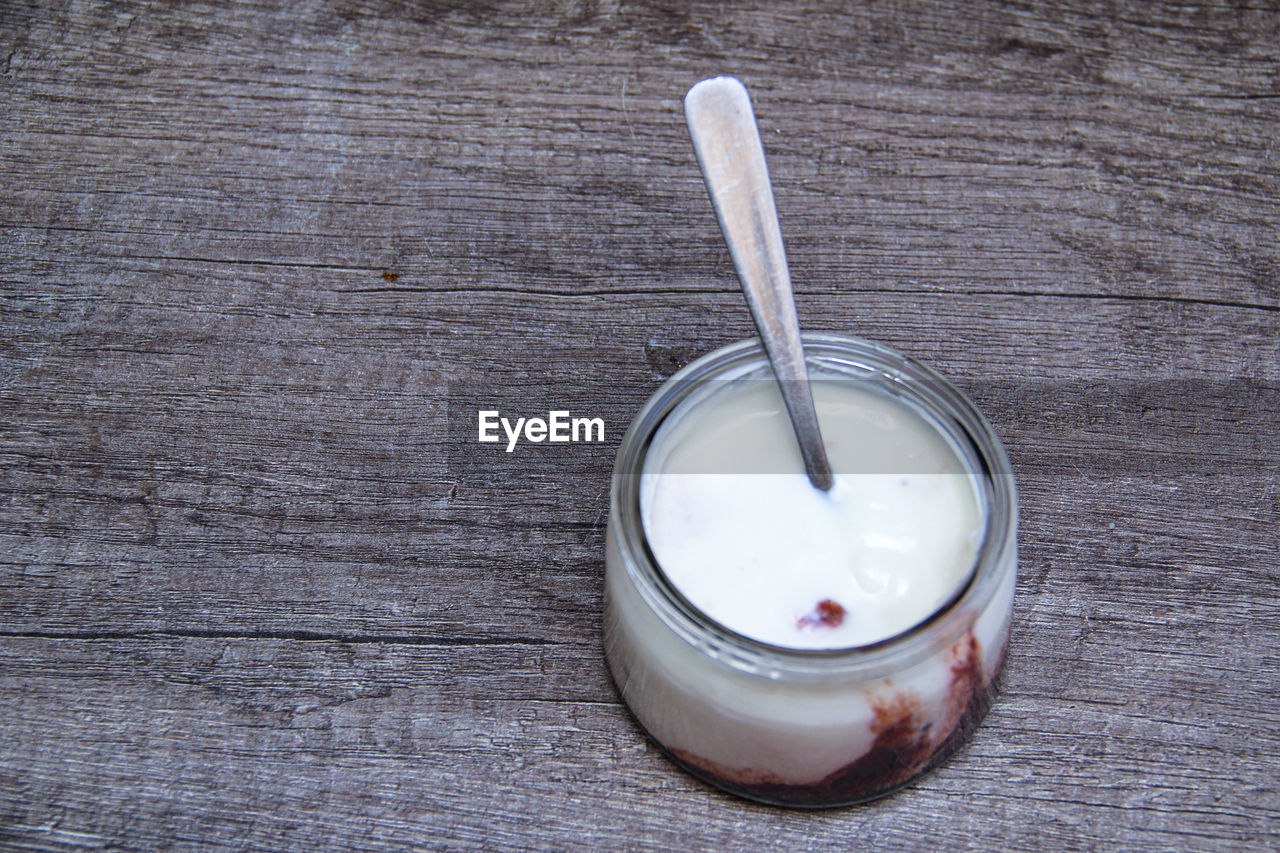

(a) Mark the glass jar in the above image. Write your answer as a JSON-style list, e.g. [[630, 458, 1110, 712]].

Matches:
[[604, 334, 1017, 807]]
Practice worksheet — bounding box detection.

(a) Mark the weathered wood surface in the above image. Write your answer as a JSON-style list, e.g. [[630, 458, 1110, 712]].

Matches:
[[1, 0, 1277, 849]]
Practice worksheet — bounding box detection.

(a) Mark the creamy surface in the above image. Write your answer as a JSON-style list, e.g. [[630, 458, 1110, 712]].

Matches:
[[640, 377, 982, 649]]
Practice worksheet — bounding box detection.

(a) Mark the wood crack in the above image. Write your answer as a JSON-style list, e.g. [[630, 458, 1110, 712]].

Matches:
[[0, 628, 563, 647]]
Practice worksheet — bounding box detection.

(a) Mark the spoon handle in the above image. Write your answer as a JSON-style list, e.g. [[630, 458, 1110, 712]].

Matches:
[[684, 76, 833, 491]]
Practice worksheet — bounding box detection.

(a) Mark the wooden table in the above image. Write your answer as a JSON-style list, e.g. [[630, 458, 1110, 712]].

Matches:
[[3, 1, 1277, 849]]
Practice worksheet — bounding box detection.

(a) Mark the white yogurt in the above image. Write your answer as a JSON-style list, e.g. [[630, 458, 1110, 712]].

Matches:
[[640, 377, 982, 649]]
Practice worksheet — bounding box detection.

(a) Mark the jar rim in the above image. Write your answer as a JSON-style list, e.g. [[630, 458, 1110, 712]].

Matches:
[[609, 333, 1018, 679]]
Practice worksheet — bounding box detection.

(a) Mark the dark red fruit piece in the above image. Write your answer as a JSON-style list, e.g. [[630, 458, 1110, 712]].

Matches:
[[798, 598, 846, 629]]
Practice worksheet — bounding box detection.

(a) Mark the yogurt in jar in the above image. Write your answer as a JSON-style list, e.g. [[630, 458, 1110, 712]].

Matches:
[[603, 336, 1017, 806]]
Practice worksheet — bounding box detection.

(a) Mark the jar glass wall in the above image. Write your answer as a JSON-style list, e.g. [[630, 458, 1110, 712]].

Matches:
[[604, 334, 1017, 807]]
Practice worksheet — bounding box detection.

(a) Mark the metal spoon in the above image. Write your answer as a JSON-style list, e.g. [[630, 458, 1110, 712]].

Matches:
[[684, 76, 833, 491]]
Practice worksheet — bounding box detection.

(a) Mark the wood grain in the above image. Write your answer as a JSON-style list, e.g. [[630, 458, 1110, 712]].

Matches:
[[1, 0, 1277, 849]]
